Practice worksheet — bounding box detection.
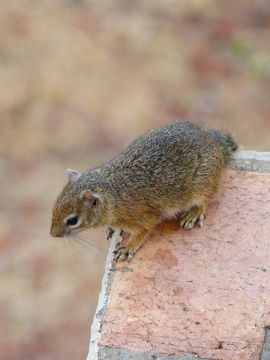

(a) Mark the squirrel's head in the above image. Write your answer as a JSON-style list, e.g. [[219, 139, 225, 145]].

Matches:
[[50, 169, 105, 238]]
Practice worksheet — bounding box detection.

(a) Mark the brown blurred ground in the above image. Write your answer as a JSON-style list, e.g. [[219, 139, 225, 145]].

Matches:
[[0, 1, 269, 359]]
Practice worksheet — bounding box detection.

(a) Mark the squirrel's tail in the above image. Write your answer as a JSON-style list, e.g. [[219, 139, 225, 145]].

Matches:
[[207, 129, 238, 165]]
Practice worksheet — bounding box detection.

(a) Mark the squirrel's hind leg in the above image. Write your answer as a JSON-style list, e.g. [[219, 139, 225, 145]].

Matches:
[[180, 204, 205, 230]]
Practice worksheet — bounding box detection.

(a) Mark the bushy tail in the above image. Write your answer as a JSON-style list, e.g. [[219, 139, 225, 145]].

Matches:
[[208, 129, 238, 165]]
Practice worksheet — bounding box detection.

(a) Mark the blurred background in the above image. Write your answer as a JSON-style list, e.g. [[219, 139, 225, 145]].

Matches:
[[0, 0, 269, 359]]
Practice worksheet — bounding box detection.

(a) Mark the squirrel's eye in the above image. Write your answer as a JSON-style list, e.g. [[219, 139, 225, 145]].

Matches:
[[66, 216, 78, 226]]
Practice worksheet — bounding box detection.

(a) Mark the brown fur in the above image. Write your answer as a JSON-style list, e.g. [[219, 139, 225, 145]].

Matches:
[[50, 121, 238, 261]]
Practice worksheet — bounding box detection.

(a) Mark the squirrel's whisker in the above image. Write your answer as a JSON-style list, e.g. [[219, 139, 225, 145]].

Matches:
[[74, 233, 105, 250], [72, 235, 101, 252], [72, 236, 93, 251]]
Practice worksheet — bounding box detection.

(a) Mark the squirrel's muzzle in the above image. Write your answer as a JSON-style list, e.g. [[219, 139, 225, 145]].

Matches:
[[50, 224, 65, 238]]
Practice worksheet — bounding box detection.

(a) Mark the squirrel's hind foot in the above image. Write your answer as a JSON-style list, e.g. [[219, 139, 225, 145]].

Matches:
[[180, 206, 205, 230]]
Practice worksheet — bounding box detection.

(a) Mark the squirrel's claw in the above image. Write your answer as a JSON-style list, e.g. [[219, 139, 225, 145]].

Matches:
[[180, 214, 197, 230], [113, 245, 135, 262], [106, 227, 115, 241], [113, 246, 126, 261], [180, 211, 205, 230], [106, 227, 124, 241], [198, 214, 205, 228]]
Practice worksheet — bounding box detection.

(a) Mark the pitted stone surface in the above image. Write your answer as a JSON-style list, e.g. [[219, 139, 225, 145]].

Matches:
[[98, 169, 270, 360]]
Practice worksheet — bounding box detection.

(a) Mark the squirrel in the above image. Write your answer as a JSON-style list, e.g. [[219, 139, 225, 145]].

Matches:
[[50, 121, 238, 261]]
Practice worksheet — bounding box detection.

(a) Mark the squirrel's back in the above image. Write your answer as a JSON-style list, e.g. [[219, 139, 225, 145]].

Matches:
[[110, 121, 237, 168], [85, 121, 239, 209], [105, 121, 238, 180]]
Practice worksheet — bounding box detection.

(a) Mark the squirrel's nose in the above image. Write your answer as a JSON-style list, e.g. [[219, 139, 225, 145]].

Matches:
[[50, 225, 65, 238]]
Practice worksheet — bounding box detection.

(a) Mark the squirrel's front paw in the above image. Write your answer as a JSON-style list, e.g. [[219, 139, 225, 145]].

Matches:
[[106, 227, 124, 241], [113, 245, 136, 262], [106, 227, 115, 240]]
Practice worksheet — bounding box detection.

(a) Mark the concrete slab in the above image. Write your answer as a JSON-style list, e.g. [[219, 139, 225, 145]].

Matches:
[[88, 152, 270, 360]]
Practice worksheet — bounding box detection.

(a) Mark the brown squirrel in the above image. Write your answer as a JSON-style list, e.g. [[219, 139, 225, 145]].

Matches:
[[50, 121, 238, 261]]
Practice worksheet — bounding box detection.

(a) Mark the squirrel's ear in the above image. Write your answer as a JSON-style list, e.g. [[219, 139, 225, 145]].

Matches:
[[67, 168, 81, 183], [80, 190, 103, 209]]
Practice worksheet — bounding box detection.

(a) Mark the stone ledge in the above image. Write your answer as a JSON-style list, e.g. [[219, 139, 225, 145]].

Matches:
[[229, 151, 270, 173], [97, 346, 207, 359], [87, 151, 270, 360], [260, 328, 270, 360]]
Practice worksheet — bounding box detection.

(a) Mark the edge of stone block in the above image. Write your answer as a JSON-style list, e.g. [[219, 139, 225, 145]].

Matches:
[[260, 327, 270, 360], [87, 150, 270, 360], [86, 233, 118, 360], [228, 150, 270, 173], [97, 346, 209, 360]]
